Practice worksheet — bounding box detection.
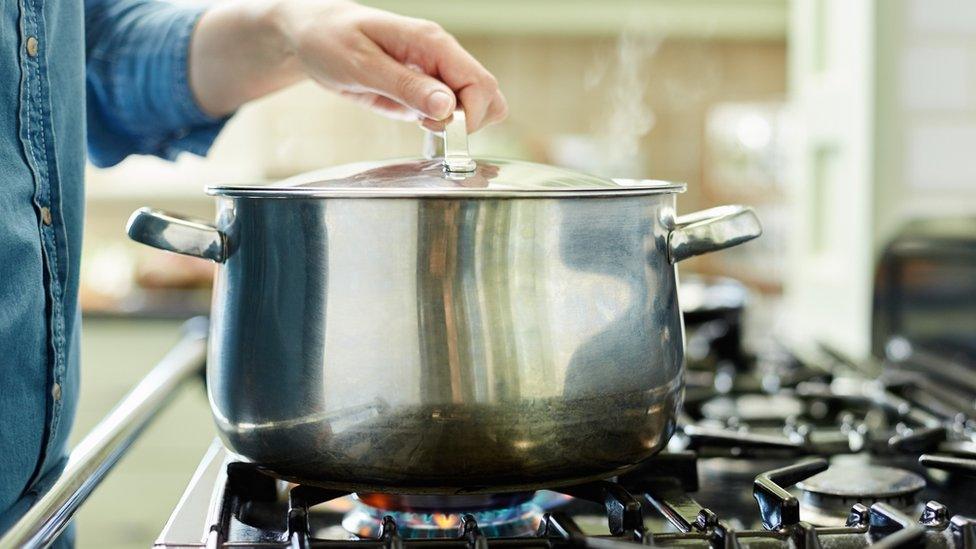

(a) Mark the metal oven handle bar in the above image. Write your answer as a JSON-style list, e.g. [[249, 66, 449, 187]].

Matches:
[[0, 318, 208, 549]]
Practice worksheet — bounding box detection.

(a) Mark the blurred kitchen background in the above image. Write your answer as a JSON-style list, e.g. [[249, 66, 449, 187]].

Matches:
[[71, 0, 976, 547]]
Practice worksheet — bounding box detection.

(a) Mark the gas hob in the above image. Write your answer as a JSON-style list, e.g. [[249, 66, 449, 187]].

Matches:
[[155, 341, 976, 548]]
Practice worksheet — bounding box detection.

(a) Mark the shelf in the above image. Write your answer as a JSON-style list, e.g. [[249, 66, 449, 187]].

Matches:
[[362, 0, 788, 40]]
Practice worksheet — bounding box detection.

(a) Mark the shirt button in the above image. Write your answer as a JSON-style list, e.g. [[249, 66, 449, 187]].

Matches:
[[52, 383, 62, 401], [40, 206, 52, 226], [26, 36, 38, 58]]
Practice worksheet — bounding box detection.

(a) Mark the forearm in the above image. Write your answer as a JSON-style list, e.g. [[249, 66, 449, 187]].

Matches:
[[189, 0, 305, 118], [189, 0, 505, 131], [85, 0, 232, 165]]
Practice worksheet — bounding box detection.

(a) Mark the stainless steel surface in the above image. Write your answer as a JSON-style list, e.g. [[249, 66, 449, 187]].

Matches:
[[126, 208, 225, 262], [0, 320, 208, 549], [668, 205, 762, 263], [127, 129, 762, 493], [424, 110, 477, 173], [155, 441, 227, 548], [206, 160, 686, 198], [205, 193, 689, 492]]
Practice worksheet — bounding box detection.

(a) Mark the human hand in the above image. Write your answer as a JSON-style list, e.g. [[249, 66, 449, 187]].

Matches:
[[271, 0, 508, 132]]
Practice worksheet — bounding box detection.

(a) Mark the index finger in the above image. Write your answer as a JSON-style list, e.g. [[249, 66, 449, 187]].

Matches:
[[363, 16, 505, 132]]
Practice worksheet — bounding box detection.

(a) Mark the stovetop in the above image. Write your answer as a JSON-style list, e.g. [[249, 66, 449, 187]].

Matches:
[[156, 339, 976, 549]]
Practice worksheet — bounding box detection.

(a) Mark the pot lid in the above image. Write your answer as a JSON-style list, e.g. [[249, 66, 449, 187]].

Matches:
[[207, 111, 685, 199]]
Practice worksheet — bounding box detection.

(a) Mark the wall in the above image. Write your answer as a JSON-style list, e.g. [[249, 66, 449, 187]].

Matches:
[[874, 0, 976, 250]]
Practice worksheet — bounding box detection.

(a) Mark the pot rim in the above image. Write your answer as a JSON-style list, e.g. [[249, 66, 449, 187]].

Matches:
[[205, 185, 687, 199]]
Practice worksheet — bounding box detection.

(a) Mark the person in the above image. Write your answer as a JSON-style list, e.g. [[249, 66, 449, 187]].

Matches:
[[0, 0, 506, 542]]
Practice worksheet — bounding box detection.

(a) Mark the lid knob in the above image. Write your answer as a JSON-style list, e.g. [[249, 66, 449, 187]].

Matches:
[[424, 110, 477, 174]]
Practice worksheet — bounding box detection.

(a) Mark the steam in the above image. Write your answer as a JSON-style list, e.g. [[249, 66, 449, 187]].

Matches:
[[586, 32, 661, 174]]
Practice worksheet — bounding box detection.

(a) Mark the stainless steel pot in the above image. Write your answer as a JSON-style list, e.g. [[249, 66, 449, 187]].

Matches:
[[126, 112, 761, 494]]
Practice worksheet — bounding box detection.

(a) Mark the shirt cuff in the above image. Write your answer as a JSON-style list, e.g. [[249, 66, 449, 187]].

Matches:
[[155, 6, 230, 159]]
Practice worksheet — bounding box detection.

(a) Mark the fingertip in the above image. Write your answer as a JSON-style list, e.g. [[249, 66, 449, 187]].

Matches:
[[426, 90, 455, 120]]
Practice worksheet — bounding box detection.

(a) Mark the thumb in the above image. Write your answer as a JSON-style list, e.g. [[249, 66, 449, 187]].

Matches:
[[364, 55, 456, 120]]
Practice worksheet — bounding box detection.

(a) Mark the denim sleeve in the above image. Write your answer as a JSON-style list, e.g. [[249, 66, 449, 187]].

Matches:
[[84, 0, 229, 168]]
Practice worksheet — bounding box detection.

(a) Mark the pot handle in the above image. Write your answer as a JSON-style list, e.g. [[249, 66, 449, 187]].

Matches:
[[125, 207, 226, 263], [422, 109, 477, 173], [668, 205, 762, 264]]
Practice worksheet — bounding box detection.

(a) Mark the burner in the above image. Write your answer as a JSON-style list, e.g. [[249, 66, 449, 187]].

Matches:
[[354, 492, 536, 512], [796, 464, 926, 525], [342, 492, 569, 539], [700, 394, 804, 423]]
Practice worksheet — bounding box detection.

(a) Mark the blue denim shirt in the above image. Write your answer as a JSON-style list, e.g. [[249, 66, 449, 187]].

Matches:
[[0, 0, 224, 519]]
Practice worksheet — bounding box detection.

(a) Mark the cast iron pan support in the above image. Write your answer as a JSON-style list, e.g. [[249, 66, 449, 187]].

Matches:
[[380, 516, 404, 549], [461, 515, 489, 549], [752, 458, 828, 530], [537, 513, 647, 549], [865, 503, 927, 549], [560, 481, 645, 540], [287, 485, 348, 549], [919, 454, 976, 477], [951, 516, 976, 549]]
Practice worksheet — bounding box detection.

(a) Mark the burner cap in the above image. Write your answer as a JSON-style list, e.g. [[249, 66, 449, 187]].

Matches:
[[797, 465, 925, 515], [701, 394, 804, 423]]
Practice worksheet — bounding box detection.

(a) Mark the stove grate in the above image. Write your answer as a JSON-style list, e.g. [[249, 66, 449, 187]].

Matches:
[[200, 452, 976, 549]]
